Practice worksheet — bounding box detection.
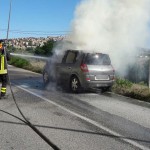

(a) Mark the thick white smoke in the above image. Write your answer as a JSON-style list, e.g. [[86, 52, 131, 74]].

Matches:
[[64, 0, 150, 75], [46, 0, 150, 90]]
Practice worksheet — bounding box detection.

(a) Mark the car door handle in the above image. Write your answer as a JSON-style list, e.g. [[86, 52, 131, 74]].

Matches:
[[68, 67, 72, 69]]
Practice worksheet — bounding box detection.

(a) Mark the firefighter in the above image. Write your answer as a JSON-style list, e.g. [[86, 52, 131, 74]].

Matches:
[[0, 40, 10, 99]]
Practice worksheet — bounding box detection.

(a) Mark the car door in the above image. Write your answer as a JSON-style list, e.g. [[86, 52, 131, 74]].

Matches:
[[59, 51, 78, 84]]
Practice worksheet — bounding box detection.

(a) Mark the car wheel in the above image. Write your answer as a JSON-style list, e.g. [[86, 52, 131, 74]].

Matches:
[[43, 70, 49, 85], [70, 76, 81, 93]]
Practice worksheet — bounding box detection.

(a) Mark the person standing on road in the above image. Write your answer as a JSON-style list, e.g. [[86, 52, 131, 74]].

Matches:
[[0, 40, 10, 99]]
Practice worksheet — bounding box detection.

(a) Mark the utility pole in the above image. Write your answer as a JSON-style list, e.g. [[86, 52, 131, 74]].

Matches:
[[6, 0, 12, 40]]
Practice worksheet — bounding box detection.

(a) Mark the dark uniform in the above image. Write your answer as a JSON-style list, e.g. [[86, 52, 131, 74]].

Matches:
[[0, 40, 10, 98]]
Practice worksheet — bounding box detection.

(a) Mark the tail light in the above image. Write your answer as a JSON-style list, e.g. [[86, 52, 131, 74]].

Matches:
[[86, 77, 90, 81], [80, 63, 89, 72]]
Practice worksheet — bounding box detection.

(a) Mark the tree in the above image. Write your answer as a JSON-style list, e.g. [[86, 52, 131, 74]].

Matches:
[[26, 47, 34, 53], [34, 39, 55, 56], [34, 46, 45, 55], [6, 45, 17, 52]]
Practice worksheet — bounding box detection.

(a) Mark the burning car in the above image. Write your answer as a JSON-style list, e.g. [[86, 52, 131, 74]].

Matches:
[[43, 50, 115, 93]]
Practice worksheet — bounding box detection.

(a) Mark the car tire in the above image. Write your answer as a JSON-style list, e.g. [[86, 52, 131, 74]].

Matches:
[[43, 70, 49, 85], [70, 76, 81, 93]]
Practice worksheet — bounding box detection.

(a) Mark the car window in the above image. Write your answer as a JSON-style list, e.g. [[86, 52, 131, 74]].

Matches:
[[85, 53, 111, 65], [65, 51, 77, 63]]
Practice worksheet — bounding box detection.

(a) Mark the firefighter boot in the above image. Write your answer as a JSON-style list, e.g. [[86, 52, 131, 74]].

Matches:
[[0, 93, 8, 99], [1, 87, 7, 99]]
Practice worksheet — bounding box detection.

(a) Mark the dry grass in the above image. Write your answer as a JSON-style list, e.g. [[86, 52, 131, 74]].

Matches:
[[112, 83, 150, 102], [26, 59, 46, 73], [30, 60, 46, 68]]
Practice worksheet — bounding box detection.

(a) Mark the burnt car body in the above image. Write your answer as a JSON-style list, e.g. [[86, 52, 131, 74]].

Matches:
[[43, 50, 115, 92]]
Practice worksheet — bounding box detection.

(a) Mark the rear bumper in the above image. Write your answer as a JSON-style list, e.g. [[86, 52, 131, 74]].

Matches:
[[83, 80, 114, 89]]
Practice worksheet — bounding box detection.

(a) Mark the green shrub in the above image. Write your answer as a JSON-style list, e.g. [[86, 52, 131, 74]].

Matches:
[[115, 77, 133, 88], [9, 56, 31, 68]]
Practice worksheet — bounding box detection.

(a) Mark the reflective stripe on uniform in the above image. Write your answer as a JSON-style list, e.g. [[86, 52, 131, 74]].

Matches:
[[0, 55, 7, 74], [1, 87, 6, 93], [0, 70, 7, 74], [1, 55, 4, 70]]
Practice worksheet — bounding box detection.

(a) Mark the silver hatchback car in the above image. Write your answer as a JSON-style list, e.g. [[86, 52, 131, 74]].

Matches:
[[43, 50, 115, 92]]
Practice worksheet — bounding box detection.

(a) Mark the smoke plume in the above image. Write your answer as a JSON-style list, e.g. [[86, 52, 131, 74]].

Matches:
[[63, 0, 150, 75]]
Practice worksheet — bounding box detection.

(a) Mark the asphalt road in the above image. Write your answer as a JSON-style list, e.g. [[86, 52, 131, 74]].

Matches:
[[0, 65, 150, 150]]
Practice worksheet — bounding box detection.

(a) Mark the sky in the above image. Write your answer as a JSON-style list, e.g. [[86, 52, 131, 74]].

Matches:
[[0, 0, 81, 39]]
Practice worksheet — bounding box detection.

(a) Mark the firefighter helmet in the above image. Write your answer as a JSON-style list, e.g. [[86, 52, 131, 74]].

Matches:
[[0, 40, 4, 49]]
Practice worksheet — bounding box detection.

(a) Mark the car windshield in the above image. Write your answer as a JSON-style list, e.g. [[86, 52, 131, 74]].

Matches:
[[85, 53, 111, 65]]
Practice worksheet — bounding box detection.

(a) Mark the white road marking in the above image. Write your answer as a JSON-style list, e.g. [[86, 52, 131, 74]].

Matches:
[[16, 85, 150, 150]]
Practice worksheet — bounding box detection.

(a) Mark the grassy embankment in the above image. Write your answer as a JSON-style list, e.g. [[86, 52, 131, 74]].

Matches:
[[9, 56, 150, 102], [9, 56, 45, 73], [113, 78, 150, 102]]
